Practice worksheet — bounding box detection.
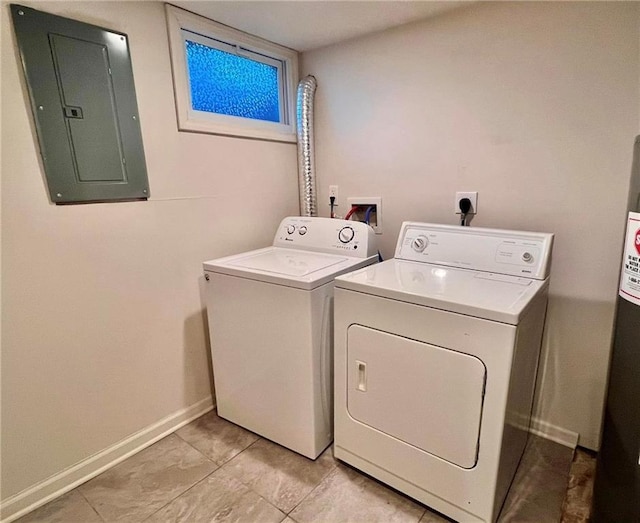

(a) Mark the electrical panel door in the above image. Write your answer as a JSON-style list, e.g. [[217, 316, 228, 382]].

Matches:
[[11, 4, 149, 204]]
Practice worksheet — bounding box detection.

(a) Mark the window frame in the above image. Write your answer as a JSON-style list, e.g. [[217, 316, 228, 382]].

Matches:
[[165, 4, 298, 142]]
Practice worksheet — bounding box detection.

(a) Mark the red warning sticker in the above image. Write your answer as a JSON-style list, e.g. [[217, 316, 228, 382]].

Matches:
[[620, 212, 640, 306]]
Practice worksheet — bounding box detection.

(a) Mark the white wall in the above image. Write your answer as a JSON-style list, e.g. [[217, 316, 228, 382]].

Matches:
[[1, 0, 298, 506], [302, 1, 640, 450]]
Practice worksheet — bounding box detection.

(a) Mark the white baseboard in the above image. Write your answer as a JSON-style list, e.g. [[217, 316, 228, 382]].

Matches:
[[529, 416, 579, 449], [1, 397, 214, 523]]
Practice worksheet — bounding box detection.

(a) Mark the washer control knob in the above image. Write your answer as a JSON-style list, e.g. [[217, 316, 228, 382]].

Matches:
[[286, 225, 295, 235], [338, 226, 355, 244], [522, 252, 533, 263], [299, 226, 307, 235], [412, 235, 429, 252]]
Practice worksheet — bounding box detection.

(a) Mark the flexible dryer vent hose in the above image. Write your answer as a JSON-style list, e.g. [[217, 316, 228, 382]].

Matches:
[[296, 75, 318, 217]]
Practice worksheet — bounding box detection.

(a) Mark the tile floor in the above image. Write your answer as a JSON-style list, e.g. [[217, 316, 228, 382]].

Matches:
[[17, 410, 582, 523]]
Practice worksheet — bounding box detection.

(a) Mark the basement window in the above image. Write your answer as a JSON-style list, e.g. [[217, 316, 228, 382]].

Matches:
[[165, 5, 298, 142]]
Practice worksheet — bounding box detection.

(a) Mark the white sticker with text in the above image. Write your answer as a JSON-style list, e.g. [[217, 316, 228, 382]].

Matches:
[[619, 211, 640, 306]]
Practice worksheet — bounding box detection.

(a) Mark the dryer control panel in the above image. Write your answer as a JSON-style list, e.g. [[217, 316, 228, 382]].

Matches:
[[274, 216, 377, 258], [396, 222, 554, 280]]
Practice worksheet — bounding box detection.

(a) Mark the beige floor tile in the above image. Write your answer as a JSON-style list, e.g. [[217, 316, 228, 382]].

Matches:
[[220, 439, 336, 513], [16, 490, 102, 523], [146, 467, 285, 523], [176, 410, 260, 466], [79, 434, 216, 521], [289, 465, 425, 523]]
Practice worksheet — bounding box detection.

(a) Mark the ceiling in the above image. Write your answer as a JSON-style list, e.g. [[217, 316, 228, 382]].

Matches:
[[172, 1, 472, 52]]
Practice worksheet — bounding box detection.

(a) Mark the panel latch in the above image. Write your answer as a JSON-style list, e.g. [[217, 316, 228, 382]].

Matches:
[[63, 106, 83, 119]]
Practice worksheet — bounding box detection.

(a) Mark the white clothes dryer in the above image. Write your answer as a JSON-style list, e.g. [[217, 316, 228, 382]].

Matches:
[[203, 216, 377, 459], [333, 222, 553, 522]]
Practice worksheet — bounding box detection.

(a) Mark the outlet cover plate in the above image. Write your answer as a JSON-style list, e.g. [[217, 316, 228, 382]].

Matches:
[[455, 192, 478, 214]]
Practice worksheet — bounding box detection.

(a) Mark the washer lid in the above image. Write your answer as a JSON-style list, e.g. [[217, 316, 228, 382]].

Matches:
[[228, 249, 347, 276], [335, 259, 548, 324], [204, 247, 377, 290]]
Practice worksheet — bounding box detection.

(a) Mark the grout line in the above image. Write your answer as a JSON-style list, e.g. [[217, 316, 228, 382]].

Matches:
[[173, 432, 220, 470], [77, 489, 106, 523], [143, 413, 281, 523], [225, 434, 264, 463], [240, 479, 288, 522], [140, 469, 217, 522], [170, 412, 337, 519], [141, 466, 216, 521], [216, 436, 338, 517], [285, 456, 339, 516], [206, 436, 291, 519], [214, 436, 263, 476], [82, 432, 218, 523], [137, 426, 223, 521]]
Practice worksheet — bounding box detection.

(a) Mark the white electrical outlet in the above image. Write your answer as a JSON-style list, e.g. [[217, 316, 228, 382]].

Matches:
[[454, 192, 478, 214], [347, 197, 382, 234], [329, 185, 339, 199]]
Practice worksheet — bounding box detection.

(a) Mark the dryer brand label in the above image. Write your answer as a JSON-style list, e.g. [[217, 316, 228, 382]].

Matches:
[[619, 212, 640, 306]]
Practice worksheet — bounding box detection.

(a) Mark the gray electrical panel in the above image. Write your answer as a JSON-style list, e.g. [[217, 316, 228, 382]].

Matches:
[[11, 4, 149, 204]]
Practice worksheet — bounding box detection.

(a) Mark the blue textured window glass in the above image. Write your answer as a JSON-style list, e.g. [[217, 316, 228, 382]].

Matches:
[[185, 40, 280, 123]]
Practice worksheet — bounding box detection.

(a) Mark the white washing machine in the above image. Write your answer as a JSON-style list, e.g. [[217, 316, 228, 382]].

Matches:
[[203, 216, 377, 459], [333, 222, 554, 522]]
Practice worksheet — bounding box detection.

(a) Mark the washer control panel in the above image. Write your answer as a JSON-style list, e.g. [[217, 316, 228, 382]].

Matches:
[[274, 216, 377, 258], [396, 222, 554, 280], [411, 235, 429, 253], [338, 226, 355, 244]]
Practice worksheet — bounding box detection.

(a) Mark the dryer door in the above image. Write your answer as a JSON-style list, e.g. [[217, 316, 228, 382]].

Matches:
[[346, 325, 486, 469]]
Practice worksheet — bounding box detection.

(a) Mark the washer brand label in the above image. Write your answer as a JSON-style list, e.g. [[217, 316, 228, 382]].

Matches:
[[619, 212, 640, 306]]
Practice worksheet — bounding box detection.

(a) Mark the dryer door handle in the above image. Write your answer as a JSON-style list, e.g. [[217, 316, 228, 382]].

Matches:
[[356, 360, 367, 392]]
